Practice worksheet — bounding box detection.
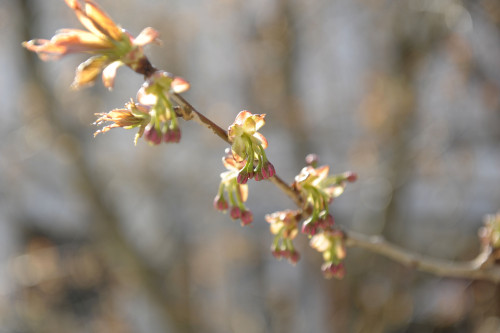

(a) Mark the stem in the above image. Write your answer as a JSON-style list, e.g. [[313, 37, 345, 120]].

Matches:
[[172, 93, 230, 144], [345, 231, 500, 283]]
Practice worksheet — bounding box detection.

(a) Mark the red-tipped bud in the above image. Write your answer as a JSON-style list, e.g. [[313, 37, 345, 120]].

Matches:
[[144, 125, 162, 145], [321, 262, 345, 279], [305, 153, 319, 166], [271, 248, 282, 259], [264, 162, 275, 178], [344, 171, 357, 183], [301, 218, 317, 236], [237, 171, 249, 184], [318, 214, 335, 229], [213, 195, 228, 211], [164, 127, 181, 143], [289, 251, 300, 264], [230, 206, 241, 220], [240, 210, 253, 226]]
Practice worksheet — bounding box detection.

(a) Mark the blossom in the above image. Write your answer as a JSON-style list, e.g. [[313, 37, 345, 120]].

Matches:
[[293, 162, 356, 236], [23, 0, 161, 89], [266, 209, 301, 264], [213, 150, 253, 226], [135, 71, 190, 144], [310, 230, 346, 279], [94, 100, 150, 144], [228, 111, 275, 184]]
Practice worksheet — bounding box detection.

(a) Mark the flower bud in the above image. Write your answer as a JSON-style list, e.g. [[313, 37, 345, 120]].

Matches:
[[344, 171, 358, 183], [144, 125, 162, 145], [289, 251, 300, 264], [240, 210, 253, 226], [305, 153, 319, 167], [237, 170, 249, 184], [213, 195, 228, 211], [230, 206, 241, 220], [164, 127, 181, 143]]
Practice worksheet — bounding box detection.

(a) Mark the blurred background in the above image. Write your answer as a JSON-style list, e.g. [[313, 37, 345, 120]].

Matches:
[[1, 0, 500, 332]]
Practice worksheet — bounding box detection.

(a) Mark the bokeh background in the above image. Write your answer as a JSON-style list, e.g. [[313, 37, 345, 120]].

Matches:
[[1, 0, 500, 332]]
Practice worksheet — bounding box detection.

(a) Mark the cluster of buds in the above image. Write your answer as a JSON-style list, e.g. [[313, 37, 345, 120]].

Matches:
[[228, 111, 275, 184], [135, 71, 190, 144], [288, 155, 357, 277], [479, 212, 500, 262], [94, 71, 189, 144], [94, 99, 150, 144], [213, 150, 253, 226], [22, 0, 192, 145], [310, 229, 346, 279], [23, 0, 161, 89], [265, 210, 301, 264], [24, 0, 359, 280], [293, 156, 357, 237]]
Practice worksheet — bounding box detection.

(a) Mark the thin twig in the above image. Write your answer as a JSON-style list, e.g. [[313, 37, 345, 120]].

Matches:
[[173, 93, 230, 144], [345, 231, 500, 283]]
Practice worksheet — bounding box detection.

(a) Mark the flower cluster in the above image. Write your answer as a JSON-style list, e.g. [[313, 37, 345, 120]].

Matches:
[[265, 210, 301, 264], [94, 99, 150, 144], [94, 71, 189, 144], [136, 71, 190, 144], [23, 0, 160, 89], [23, 0, 191, 145], [293, 164, 356, 236], [213, 150, 253, 226], [25, 0, 358, 280], [310, 230, 346, 279], [228, 111, 275, 184]]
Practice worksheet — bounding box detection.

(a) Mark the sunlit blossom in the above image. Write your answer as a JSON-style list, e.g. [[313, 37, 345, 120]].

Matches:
[[23, 0, 161, 89]]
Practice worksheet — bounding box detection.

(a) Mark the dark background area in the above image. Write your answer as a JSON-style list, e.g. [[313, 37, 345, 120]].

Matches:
[[1, 0, 500, 332]]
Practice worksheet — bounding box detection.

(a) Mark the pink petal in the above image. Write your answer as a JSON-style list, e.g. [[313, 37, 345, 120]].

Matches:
[[253, 132, 268, 149], [315, 165, 330, 180], [171, 77, 190, 93], [84, 0, 123, 40], [252, 114, 266, 130], [234, 110, 252, 126], [133, 27, 161, 46], [137, 86, 158, 105], [102, 60, 123, 90], [72, 55, 109, 89]]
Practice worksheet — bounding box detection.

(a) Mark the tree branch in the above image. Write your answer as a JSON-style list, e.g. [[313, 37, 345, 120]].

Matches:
[[173, 81, 500, 284], [345, 231, 500, 283]]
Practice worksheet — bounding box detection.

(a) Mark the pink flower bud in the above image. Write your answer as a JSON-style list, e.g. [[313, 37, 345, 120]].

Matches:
[[213, 195, 228, 211], [321, 262, 345, 279], [237, 171, 249, 184], [289, 251, 300, 264], [144, 125, 162, 145], [344, 171, 357, 183], [271, 248, 282, 259], [240, 210, 253, 226], [301, 218, 317, 236], [164, 127, 181, 143], [305, 153, 319, 166], [230, 206, 241, 219], [265, 162, 275, 178]]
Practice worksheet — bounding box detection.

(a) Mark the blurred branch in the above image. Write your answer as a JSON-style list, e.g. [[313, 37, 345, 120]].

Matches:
[[345, 231, 500, 283]]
